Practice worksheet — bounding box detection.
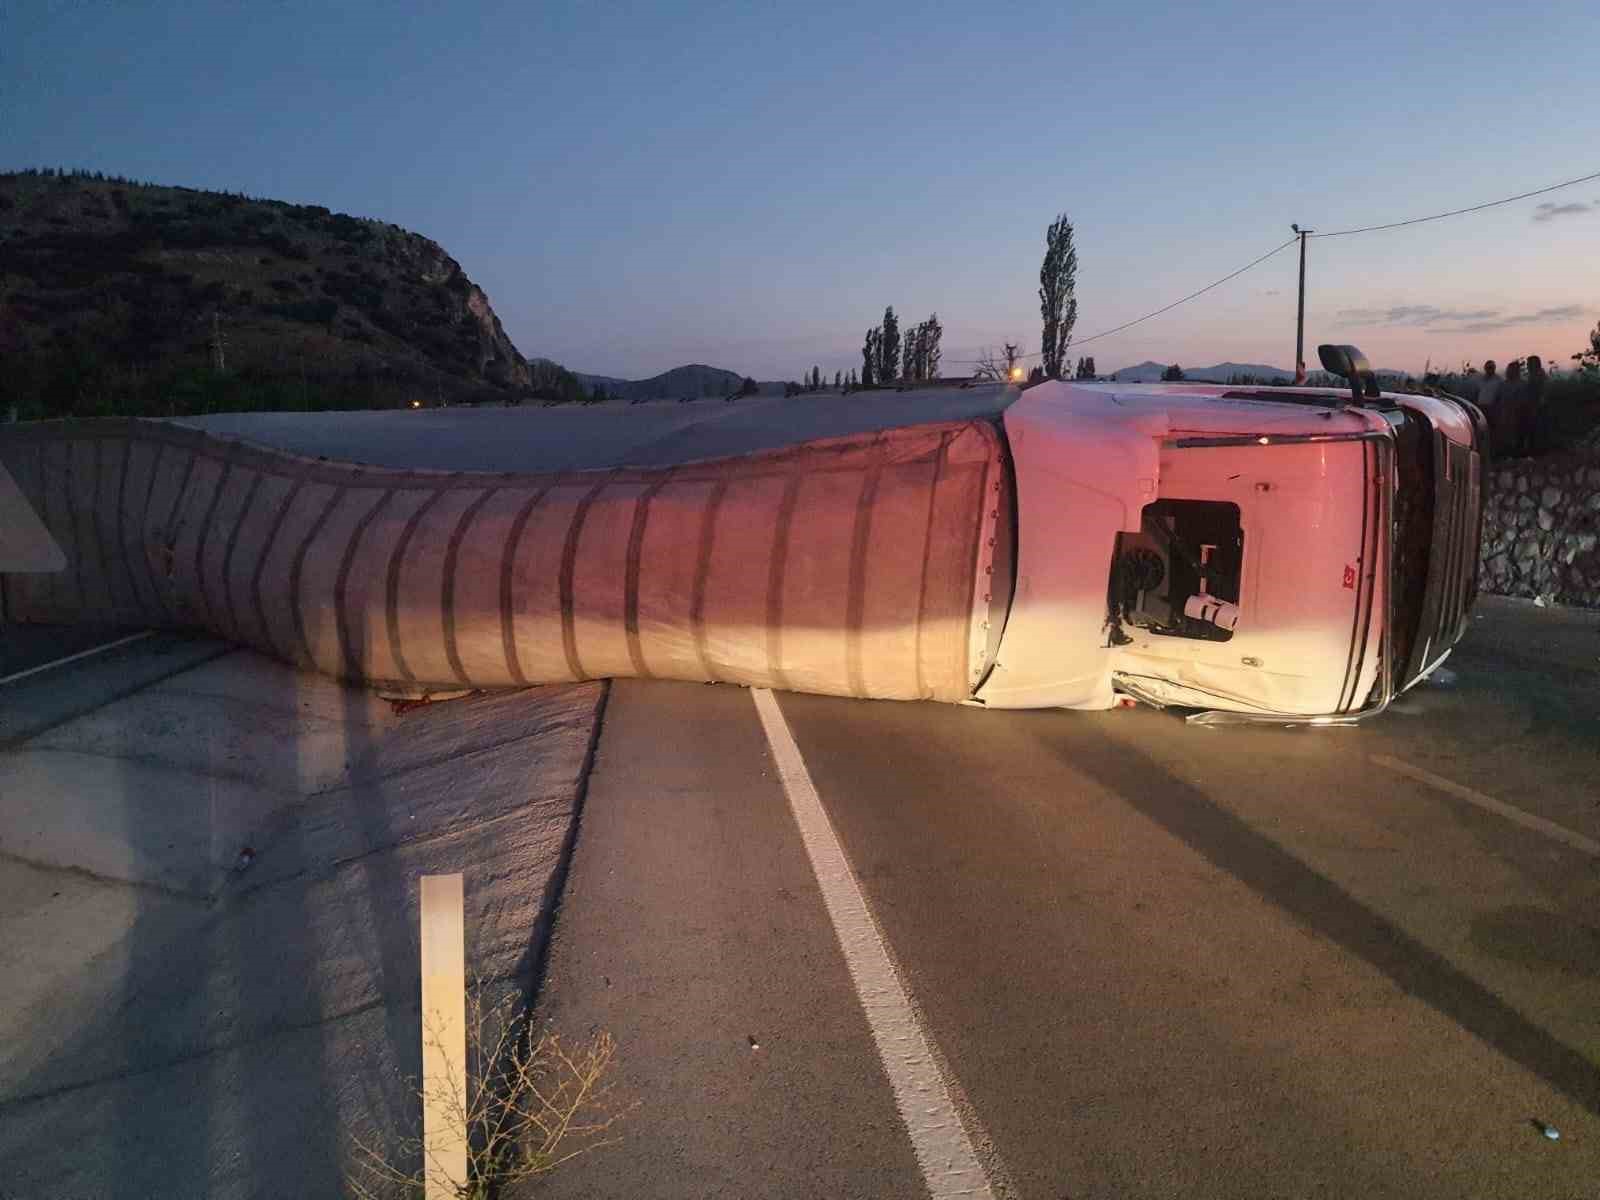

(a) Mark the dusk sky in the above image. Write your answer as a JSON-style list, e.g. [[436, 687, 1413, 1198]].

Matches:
[[7, 0, 1597, 380]]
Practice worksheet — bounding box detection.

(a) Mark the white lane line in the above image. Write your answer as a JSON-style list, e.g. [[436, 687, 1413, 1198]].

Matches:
[[1372, 754, 1600, 858], [751, 687, 995, 1200], [0, 630, 154, 687]]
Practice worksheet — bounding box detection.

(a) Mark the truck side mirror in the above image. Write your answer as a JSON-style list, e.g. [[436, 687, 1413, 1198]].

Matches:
[[1317, 343, 1377, 405]]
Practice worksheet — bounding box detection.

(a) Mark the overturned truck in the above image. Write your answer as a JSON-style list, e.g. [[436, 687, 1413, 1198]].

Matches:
[[0, 348, 1484, 723]]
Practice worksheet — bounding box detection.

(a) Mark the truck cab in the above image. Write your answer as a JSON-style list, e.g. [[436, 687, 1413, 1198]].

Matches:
[[976, 355, 1485, 722]]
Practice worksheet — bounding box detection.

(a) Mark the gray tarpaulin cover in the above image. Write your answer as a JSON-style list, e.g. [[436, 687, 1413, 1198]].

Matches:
[[0, 418, 1008, 702]]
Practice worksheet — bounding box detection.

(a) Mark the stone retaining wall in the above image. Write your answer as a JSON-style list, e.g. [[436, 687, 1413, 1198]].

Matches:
[[1480, 451, 1600, 607]]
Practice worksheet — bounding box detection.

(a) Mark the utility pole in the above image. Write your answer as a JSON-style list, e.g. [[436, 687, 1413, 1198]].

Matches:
[[1290, 224, 1313, 380], [210, 310, 227, 374]]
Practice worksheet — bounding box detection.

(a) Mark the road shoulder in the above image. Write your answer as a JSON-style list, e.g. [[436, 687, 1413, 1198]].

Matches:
[[0, 641, 603, 1197]]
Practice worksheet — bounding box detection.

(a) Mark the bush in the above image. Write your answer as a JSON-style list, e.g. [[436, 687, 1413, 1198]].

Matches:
[[1541, 374, 1600, 448], [163, 218, 239, 248], [322, 269, 384, 311], [258, 231, 310, 260], [366, 307, 410, 339], [324, 212, 373, 243], [0, 228, 158, 287], [262, 297, 338, 325]]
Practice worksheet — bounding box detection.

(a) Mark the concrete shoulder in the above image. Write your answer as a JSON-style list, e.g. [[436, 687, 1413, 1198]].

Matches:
[[0, 643, 606, 1198]]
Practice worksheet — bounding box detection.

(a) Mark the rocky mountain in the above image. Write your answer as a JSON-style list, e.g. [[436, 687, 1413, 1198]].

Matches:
[[573, 363, 752, 402], [0, 168, 587, 418]]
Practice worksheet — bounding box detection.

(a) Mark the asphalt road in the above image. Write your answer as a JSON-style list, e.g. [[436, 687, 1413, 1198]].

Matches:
[[534, 595, 1599, 1199]]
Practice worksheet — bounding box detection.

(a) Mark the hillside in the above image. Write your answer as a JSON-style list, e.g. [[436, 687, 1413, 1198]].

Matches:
[[0, 168, 587, 418], [574, 363, 751, 402]]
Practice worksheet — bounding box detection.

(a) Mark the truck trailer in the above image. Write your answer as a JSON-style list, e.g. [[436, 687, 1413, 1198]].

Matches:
[[0, 346, 1485, 723]]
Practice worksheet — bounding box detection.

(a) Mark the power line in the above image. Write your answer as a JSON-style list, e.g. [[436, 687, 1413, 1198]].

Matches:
[[1312, 167, 1600, 238], [954, 166, 1600, 367], [1068, 236, 1299, 350], [953, 235, 1298, 362]]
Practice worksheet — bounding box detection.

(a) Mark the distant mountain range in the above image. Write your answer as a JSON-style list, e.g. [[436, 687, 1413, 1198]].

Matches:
[[576, 361, 800, 404], [1109, 360, 1416, 384], [574, 359, 1381, 396], [573, 363, 766, 402], [1110, 360, 1295, 383]]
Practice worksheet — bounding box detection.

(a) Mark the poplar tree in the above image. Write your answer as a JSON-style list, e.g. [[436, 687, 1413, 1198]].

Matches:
[[923, 313, 942, 380], [1039, 213, 1079, 379], [879, 306, 900, 383]]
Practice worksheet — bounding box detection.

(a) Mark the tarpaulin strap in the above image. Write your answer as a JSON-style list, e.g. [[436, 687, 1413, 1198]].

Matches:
[[689, 478, 731, 681], [623, 471, 675, 679], [764, 472, 805, 693], [442, 486, 501, 687]]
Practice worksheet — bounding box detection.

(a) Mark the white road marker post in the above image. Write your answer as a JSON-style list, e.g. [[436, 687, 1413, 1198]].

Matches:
[[420, 873, 468, 1199]]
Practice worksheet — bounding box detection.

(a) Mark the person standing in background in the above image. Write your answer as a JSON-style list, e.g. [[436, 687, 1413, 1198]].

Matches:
[[1524, 354, 1549, 454], [1477, 360, 1505, 453], [1501, 360, 1525, 457]]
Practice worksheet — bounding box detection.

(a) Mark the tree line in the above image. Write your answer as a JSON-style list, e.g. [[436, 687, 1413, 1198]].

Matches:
[[859, 307, 943, 387]]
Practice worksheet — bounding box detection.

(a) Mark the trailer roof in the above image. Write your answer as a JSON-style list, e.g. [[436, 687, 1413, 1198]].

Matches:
[[173, 379, 1426, 474], [177, 384, 1019, 472]]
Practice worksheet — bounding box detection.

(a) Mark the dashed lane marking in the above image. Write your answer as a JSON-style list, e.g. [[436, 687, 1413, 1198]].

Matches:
[[1372, 754, 1600, 858]]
